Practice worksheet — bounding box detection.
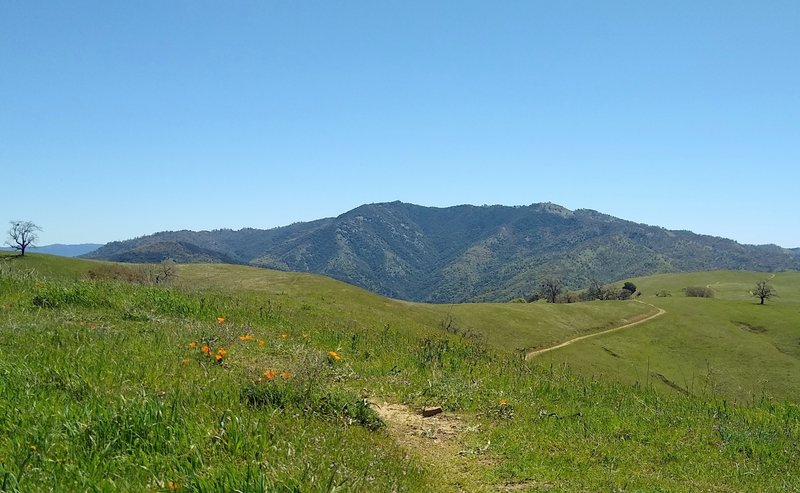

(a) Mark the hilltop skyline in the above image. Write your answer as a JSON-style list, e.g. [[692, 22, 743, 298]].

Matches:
[[2, 1, 799, 247]]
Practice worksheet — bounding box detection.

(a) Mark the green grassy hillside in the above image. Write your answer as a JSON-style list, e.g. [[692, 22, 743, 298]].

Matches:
[[2, 254, 799, 492], [535, 271, 800, 402], [174, 263, 655, 354]]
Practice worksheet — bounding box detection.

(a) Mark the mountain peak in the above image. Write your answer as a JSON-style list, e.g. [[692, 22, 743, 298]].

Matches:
[[84, 202, 800, 302]]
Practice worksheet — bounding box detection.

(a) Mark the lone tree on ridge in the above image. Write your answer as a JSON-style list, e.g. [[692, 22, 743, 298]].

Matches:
[[538, 277, 563, 303], [6, 221, 41, 256], [751, 280, 776, 305]]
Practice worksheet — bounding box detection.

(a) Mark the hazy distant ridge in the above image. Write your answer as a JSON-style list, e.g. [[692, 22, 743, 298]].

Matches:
[[83, 202, 800, 302], [1, 243, 102, 257]]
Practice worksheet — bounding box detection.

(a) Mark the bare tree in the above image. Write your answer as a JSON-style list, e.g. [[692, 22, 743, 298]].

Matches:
[[538, 277, 563, 303], [6, 221, 41, 256], [751, 280, 776, 305]]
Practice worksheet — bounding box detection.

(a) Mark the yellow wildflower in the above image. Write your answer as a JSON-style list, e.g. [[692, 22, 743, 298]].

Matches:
[[216, 316, 225, 324], [328, 351, 341, 362], [263, 369, 276, 380]]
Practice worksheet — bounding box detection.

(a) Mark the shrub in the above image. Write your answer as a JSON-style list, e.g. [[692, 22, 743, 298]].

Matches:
[[622, 282, 637, 295], [87, 261, 177, 285], [683, 286, 714, 298]]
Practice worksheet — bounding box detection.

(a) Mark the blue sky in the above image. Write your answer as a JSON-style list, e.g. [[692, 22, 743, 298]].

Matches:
[[2, 1, 798, 247]]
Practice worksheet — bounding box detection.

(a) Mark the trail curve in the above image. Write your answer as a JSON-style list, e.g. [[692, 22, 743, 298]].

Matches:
[[525, 301, 666, 360]]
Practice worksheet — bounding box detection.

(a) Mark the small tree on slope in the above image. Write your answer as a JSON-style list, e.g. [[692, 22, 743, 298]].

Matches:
[[6, 221, 41, 256], [751, 280, 776, 305]]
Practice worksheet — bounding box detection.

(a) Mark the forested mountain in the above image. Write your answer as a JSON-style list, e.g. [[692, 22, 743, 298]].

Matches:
[[83, 202, 800, 302]]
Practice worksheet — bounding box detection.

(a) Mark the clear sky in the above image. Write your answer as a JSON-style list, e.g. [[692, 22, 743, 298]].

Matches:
[[2, 1, 798, 247]]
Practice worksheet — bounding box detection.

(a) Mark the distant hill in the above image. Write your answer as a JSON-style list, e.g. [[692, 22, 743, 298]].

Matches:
[[1, 243, 102, 257], [83, 201, 800, 302]]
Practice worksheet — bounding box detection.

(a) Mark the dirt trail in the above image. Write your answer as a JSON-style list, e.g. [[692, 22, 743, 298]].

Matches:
[[371, 401, 536, 492], [370, 400, 480, 491], [525, 301, 666, 360]]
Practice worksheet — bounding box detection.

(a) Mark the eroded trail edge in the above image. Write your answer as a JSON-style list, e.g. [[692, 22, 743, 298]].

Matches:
[[526, 301, 666, 360]]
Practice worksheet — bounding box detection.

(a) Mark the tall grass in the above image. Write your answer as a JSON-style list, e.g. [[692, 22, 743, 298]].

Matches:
[[1, 256, 799, 491]]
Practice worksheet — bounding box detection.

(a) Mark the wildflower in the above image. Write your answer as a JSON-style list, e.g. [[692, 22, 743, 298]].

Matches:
[[214, 348, 228, 363], [281, 333, 288, 339], [499, 398, 508, 406], [188, 341, 197, 349], [328, 351, 341, 362], [215, 348, 227, 362], [80, 321, 86, 327], [216, 316, 225, 324], [258, 339, 265, 347], [201, 345, 211, 355], [167, 480, 181, 491], [281, 370, 292, 379], [90, 325, 96, 331], [239, 334, 253, 341], [263, 369, 276, 380], [303, 333, 309, 340]]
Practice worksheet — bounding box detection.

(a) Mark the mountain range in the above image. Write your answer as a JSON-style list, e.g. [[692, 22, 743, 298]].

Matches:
[[83, 201, 800, 302]]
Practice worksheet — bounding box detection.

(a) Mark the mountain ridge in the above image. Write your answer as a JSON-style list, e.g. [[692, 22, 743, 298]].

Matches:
[[83, 201, 800, 302]]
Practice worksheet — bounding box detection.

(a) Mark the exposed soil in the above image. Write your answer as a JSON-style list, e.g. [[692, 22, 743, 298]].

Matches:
[[371, 400, 546, 491]]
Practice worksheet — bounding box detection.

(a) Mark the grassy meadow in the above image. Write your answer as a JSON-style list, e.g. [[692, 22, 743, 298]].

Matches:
[[1, 254, 799, 492], [542, 271, 800, 403]]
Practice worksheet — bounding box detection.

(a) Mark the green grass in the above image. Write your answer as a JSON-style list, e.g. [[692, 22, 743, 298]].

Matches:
[[538, 271, 800, 403], [175, 263, 655, 355], [1, 254, 799, 491]]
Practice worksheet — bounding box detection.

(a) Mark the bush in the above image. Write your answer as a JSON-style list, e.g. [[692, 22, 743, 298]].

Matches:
[[683, 286, 714, 298], [655, 289, 672, 297], [87, 261, 177, 285]]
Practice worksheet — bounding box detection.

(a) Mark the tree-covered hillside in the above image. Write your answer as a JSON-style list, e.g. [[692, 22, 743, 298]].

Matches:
[[84, 202, 800, 302]]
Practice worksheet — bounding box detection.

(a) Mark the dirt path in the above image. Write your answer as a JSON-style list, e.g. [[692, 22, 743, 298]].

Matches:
[[371, 400, 545, 492], [370, 400, 489, 492], [525, 301, 666, 360]]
